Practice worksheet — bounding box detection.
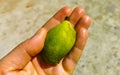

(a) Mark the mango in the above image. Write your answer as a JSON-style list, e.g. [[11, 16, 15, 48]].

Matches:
[[41, 20, 76, 64]]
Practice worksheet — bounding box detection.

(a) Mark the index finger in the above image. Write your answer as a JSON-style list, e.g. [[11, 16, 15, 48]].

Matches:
[[42, 6, 72, 31]]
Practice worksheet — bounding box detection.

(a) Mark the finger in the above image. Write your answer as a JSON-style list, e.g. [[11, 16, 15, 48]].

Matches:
[[43, 6, 72, 31], [69, 7, 85, 27], [75, 15, 91, 31], [62, 16, 91, 74]]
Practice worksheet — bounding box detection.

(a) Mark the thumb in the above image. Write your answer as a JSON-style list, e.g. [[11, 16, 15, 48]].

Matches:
[[0, 28, 47, 71], [25, 28, 47, 56]]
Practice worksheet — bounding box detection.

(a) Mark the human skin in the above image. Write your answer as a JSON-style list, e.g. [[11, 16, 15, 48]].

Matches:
[[0, 6, 91, 75]]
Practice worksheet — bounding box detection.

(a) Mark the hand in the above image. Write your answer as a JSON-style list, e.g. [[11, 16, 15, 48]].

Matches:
[[0, 6, 91, 75]]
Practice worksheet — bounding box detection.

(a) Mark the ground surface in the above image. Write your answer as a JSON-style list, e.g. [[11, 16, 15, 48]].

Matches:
[[0, 0, 120, 75]]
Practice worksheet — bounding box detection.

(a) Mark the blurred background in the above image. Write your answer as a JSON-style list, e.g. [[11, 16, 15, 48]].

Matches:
[[0, 0, 120, 75]]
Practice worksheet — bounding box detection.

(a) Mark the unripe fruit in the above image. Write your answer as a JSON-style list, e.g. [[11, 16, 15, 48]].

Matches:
[[41, 19, 76, 64]]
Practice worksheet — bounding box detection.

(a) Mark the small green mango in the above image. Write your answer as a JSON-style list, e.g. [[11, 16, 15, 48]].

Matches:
[[41, 20, 76, 64]]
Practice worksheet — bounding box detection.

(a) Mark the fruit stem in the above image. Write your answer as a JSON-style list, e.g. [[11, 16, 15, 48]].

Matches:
[[65, 16, 70, 21]]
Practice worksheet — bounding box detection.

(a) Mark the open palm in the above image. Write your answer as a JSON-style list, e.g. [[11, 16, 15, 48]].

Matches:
[[0, 6, 91, 75]]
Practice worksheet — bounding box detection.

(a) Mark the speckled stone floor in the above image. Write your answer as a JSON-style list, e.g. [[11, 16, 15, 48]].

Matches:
[[0, 0, 120, 75]]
